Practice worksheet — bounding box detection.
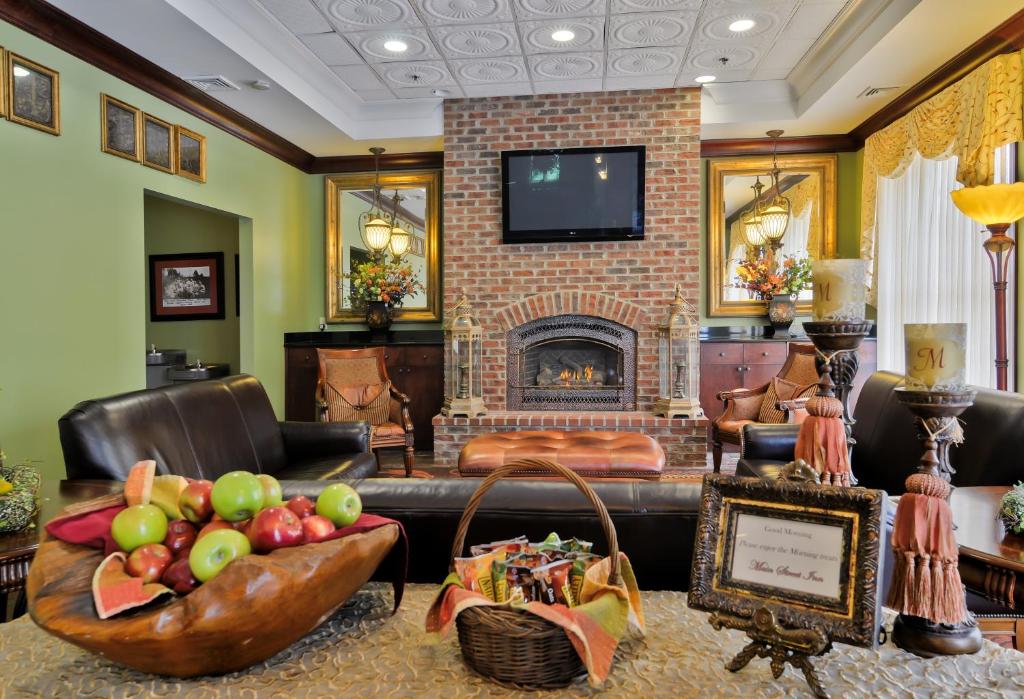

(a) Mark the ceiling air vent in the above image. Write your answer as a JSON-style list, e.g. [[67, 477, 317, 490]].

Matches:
[[184, 75, 242, 92], [857, 85, 902, 99]]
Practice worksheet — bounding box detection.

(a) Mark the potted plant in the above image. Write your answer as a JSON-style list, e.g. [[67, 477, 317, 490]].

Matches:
[[344, 257, 424, 331], [734, 255, 813, 336]]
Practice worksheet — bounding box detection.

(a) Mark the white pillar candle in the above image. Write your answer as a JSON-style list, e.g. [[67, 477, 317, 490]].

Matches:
[[811, 259, 867, 322], [904, 323, 967, 391]]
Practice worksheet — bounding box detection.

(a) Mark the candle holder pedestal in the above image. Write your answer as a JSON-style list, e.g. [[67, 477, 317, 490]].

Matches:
[[890, 387, 982, 658], [802, 321, 873, 445]]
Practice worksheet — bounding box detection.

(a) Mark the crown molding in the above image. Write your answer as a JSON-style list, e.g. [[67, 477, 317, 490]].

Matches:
[[700, 134, 862, 158], [308, 152, 444, 175]]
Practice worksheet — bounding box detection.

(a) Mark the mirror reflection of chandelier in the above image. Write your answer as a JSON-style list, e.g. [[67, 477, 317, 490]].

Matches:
[[387, 190, 411, 258], [738, 130, 792, 254], [359, 147, 393, 254]]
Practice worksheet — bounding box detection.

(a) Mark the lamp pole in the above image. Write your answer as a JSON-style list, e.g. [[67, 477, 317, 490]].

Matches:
[[983, 223, 1014, 391]]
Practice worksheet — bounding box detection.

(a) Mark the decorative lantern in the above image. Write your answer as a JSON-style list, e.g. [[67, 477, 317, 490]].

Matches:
[[442, 292, 486, 417], [654, 284, 703, 419]]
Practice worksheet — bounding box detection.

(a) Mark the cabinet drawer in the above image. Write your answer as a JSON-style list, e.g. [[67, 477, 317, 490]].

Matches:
[[743, 343, 788, 365], [701, 343, 743, 364], [287, 347, 317, 367]]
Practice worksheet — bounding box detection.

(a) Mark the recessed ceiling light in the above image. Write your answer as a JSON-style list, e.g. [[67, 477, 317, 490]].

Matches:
[[551, 29, 575, 42], [383, 39, 408, 53], [729, 18, 756, 32], [694, 75, 716, 84], [12, 66, 30, 78]]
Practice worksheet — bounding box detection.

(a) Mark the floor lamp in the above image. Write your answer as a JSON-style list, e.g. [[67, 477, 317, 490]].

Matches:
[[950, 183, 1024, 391]]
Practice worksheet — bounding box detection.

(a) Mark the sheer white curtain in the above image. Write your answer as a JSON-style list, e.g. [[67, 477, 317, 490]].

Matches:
[[781, 204, 812, 262], [875, 145, 1015, 389]]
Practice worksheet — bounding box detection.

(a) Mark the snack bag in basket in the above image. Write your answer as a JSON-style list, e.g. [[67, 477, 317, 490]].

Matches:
[[470, 536, 528, 557], [454, 550, 501, 600]]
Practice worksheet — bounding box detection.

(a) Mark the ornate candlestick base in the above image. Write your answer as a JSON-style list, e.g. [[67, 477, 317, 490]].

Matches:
[[802, 321, 873, 435], [890, 387, 982, 657]]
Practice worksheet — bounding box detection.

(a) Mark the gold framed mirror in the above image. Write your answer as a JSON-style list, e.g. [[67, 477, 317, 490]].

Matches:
[[708, 154, 838, 317], [326, 169, 441, 323]]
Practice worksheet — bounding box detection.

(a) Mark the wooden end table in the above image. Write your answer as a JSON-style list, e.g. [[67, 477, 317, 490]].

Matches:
[[950, 485, 1024, 649], [1, 479, 120, 622]]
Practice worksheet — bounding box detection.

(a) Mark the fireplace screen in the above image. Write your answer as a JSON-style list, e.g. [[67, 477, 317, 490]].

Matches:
[[507, 315, 636, 411]]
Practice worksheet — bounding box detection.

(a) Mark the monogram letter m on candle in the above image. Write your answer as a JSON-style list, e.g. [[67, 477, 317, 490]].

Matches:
[[904, 323, 967, 391]]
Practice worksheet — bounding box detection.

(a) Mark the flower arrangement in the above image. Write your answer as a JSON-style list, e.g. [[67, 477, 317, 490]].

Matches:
[[734, 255, 813, 300], [999, 482, 1024, 535], [345, 257, 423, 308]]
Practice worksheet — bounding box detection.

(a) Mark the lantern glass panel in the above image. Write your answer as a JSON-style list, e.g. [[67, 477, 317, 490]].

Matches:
[[472, 336, 483, 399], [658, 332, 671, 397]]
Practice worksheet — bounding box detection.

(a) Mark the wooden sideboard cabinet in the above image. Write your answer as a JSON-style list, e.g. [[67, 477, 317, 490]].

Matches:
[[699, 337, 877, 423], [284, 331, 444, 451]]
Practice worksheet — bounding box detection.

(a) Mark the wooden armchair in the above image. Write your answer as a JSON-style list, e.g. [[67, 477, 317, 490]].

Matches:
[[316, 347, 415, 476], [711, 343, 819, 472]]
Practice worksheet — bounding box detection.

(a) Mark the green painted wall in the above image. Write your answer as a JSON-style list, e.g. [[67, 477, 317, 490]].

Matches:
[[699, 150, 863, 327], [144, 195, 241, 373], [0, 21, 322, 480]]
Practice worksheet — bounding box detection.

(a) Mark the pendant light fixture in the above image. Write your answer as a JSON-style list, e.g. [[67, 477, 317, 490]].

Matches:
[[359, 147, 393, 255], [741, 176, 769, 248], [756, 129, 791, 249], [387, 190, 412, 259]]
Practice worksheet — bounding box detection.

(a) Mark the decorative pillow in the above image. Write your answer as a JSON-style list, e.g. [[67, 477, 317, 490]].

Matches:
[[323, 381, 392, 425], [757, 377, 817, 424]]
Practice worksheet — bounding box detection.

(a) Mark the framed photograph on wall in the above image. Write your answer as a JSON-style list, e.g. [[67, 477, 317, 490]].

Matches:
[[100, 94, 141, 161], [689, 473, 885, 648], [0, 47, 7, 119], [175, 125, 206, 183], [142, 112, 175, 173], [6, 52, 60, 135], [149, 252, 224, 322]]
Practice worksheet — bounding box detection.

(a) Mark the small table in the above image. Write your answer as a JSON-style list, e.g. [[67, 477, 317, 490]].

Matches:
[[1, 479, 119, 621], [950, 485, 1024, 648]]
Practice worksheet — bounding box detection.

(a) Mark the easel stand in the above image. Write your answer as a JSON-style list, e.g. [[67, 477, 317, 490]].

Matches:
[[710, 607, 832, 699]]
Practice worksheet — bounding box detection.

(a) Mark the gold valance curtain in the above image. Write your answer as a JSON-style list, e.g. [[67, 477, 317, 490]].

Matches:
[[861, 50, 1024, 303], [785, 175, 821, 256]]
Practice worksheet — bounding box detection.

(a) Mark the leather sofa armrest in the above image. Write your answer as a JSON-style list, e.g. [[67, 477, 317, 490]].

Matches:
[[740, 423, 800, 461], [280, 420, 371, 461]]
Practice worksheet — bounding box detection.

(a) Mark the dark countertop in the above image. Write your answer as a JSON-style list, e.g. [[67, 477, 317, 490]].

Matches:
[[699, 324, 876, 342], [285, 329, 444, 346]]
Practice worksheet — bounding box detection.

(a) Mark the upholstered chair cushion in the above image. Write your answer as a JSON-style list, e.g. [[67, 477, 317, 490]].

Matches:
[[757, 377, 817, 424]]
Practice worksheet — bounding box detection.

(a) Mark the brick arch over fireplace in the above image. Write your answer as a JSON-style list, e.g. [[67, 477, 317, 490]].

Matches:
[[494, 291, 648, 334]]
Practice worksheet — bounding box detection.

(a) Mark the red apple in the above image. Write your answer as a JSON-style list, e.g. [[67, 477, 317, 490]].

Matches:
[[197, 520, 233, 540], [301, 515, 336, 543], [179, 480, 214, 523], [161, 557, 199, 594], [163, 519, 197, 557], [125, 543, 173, 584], [286, 496, 316, 520], [247, 506, 304, 553]]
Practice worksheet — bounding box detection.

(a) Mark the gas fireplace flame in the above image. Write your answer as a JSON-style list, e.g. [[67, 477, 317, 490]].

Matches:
[[559, 365, 595, 386]]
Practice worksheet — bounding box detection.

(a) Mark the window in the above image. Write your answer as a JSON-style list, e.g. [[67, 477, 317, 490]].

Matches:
[[875, 144, 1015, 389]]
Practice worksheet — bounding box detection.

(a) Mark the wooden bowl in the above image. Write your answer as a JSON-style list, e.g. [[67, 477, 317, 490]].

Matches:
[[26, 522, 399, 677]]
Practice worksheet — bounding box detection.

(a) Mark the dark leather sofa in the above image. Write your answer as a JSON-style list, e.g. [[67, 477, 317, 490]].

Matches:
[[58, 375, 378, 481], [737, 371, 1024, 492]]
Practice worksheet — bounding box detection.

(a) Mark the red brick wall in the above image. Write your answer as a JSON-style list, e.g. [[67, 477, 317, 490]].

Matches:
[[443, 88, 701, 410]]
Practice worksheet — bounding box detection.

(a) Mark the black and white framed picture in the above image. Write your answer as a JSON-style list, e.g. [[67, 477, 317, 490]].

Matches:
[[149, 252, 224, 322], [6, 52, 60, 135], [175, 125, 206, 183], [100, 94, 140, 161], [142, 112, 175, 173]]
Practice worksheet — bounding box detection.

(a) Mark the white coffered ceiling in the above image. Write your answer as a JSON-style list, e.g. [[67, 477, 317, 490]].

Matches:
[[252, 0, 850, 99], [41, 0, 1024, 154]]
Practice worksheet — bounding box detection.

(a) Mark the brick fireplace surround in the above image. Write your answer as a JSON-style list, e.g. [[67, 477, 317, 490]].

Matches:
[[433, 87, 708, 473]]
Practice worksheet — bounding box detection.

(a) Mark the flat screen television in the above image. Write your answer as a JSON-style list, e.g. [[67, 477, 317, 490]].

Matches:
[[501, 145, 645, 244]]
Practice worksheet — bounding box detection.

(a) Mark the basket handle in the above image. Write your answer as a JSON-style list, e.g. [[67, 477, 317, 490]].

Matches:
[[448, 458, 621, 585]]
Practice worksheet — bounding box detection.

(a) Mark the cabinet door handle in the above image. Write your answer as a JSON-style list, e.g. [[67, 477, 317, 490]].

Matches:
[[718, 352, 725, 357], [762, 351, 768, 357]]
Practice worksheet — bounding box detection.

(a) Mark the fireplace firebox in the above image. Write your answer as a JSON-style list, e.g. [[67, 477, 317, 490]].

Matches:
[[507, 315, 636, 411]]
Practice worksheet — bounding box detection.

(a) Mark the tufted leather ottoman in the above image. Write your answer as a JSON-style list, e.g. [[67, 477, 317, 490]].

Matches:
[[458, 431, 665, 479]]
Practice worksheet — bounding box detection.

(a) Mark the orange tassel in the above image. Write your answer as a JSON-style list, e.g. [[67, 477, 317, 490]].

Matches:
[[887, 476, 968, 625], [794, 410, 850, 478]]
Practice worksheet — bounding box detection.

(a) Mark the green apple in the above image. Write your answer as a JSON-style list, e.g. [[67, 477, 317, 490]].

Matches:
[[111, 504, 168, 553], [256, 474, 283, 508], [316, 483, 362, 527], [210, 471, 264, 522], [188, 528, 251, 582]]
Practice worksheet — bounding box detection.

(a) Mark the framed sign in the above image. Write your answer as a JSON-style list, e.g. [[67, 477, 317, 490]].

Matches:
[[689, 474, 885, 648], [149, 252, 224, 321]]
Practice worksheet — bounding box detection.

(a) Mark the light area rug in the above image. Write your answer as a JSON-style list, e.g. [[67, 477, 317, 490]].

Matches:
[[1, 583, 1021, 697]]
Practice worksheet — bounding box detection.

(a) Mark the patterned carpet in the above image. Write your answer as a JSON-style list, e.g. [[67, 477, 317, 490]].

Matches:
[[2, 583, 1022, 697]]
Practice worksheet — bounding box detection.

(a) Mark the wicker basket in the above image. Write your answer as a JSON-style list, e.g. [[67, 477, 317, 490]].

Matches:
[[450, 457, 621, 688]]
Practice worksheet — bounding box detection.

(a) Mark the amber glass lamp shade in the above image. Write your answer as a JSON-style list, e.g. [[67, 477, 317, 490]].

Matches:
[[758, 199, 791, 244], [950, 183, 1024, 225], [388, 226, 411, 257], [363, 217, 392, 252], [743, 213, 767, 246]]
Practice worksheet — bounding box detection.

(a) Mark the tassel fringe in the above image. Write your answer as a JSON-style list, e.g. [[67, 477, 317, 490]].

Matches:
[[794, 415, 850, 477]]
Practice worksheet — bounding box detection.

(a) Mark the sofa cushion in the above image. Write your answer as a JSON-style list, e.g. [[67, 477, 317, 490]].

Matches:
[[59, 375, 288, 480]]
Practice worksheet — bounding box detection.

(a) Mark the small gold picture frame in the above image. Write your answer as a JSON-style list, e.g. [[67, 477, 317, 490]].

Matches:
[[0, 47, 8, 119], [175, 125, 206, 183], [142, 112, 176, 173], [6, 52, 60, 136], [100, 94, 141, 161]]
